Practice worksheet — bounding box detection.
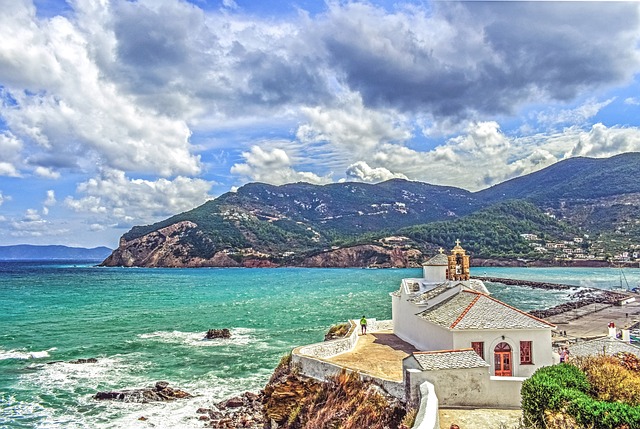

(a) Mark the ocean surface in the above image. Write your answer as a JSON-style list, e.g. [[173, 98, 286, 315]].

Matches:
[[1, 262, 639, 428]]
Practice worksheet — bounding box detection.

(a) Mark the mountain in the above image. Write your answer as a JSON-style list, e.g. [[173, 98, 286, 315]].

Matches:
[[102, 153, 640, 267], [477, 153, 640, 202], [0, 245, 113, 261]]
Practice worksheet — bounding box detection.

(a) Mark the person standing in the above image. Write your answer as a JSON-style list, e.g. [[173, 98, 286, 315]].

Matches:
[[360, 315, 367, 335]]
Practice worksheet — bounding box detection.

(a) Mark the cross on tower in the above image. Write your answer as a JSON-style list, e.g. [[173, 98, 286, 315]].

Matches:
[[438, 247, 444, 254], [455, 239, 461, 246]]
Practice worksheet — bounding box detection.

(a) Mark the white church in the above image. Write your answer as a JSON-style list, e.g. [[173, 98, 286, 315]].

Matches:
[[392, 241, 556, 407]]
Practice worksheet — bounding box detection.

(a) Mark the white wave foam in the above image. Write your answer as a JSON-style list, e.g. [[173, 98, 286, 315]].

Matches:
[[138, 328, 257, 347], [0, 347, 56, 361]]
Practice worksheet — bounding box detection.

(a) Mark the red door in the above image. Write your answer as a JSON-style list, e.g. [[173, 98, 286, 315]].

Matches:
[[494, 342, 512, 376]]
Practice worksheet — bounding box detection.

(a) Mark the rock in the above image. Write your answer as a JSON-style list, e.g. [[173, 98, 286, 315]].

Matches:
[[93, 381, 192, 403], [204, 391, 266, 429], [138, 416, 148, 421], [197, 408, 212, 414], [205, 329, 231, 339], [68, 358, 98, 364], [225, 397, 244, 408]]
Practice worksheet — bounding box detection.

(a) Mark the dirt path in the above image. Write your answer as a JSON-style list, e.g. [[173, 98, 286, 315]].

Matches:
[[438, 407, 522, 429]]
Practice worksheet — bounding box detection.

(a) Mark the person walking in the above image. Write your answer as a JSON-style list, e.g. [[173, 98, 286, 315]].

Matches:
[[360, 315, 367, 335]]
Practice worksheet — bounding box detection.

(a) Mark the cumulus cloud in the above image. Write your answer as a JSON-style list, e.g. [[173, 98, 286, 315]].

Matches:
[[34, 166, 60, 179], [9, 207, 68, 238], [345, 161, 407, 183], [0, 0, 201, 177], [230, 145, 331, 185], [567, 123, 640, 159], [314, 2, 640, 120], [0, 132, 23, 177], [0, 191, 4, 206], [296, 93, 412, 166], [65, 169, 214, 226]]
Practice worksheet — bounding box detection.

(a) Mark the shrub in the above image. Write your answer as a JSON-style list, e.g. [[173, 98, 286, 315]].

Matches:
[[521, 364, 590, 427], [522, 362, 640, 429]]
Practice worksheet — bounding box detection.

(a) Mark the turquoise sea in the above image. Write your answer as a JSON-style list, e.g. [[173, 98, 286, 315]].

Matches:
[[1, 262, 640, 428]]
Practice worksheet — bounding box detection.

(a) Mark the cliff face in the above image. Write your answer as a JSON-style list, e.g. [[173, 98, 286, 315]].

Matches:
[[262, 356, 408, 429], [101, 221, 240, 268], [301, 245, 422, 268], [102, 228, 423, 268]]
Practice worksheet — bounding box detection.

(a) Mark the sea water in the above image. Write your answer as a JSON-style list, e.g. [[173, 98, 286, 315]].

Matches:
[[1, 262, 639, 428]]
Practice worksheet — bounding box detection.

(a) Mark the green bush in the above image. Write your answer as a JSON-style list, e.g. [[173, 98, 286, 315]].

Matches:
[[522, 364, 590, 427], [522, 363, 640, 429]]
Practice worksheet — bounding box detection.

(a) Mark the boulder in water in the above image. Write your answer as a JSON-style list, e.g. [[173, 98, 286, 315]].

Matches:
[[204, 328, 231, 339], [93, 381, 192, 403], [69, 358, 98, 364]]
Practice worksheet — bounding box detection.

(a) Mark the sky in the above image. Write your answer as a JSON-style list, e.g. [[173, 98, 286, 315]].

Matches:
[[1, 0, 640, 249]]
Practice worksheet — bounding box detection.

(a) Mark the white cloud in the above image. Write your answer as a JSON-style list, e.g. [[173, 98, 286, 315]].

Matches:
[[624, 97, 640, 106], [34, 166, 61, 179], [42, 189, 56, 215], [65, 169, 214, 225], [9, 207, 68, 238], [567, 123, 640, 158], [0, 1, 201, 177], [230, 145, 331, 185], [222, 0, 238, 10], [345, 161, 407, 183], [535, 98, 615, 129], [0, 191, 4, 207], [0, 132, 23, 177], [297, 94, 412, 160]]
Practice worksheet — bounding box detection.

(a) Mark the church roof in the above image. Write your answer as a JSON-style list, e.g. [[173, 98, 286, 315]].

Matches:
[[409, 282, 454, 304], [418, 290, 555, 330], [568, 337, 640, 358], [422, 253, 449, 266], [411, 349, 489, 371]]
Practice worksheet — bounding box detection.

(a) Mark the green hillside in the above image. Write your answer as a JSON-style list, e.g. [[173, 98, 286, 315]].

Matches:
[[400, 200, 577, 259], [104, 153, 640, 266]]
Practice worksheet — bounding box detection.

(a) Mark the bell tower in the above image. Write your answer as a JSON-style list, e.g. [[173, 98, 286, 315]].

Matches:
[[447, 239, 470, 281]]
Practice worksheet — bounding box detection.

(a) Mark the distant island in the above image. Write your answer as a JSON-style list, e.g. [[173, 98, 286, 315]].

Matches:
[[0, 245, 113, 261]]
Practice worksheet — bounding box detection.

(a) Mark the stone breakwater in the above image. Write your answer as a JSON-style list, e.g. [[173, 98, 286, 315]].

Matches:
[[473, 276, 573, 290], [473, 276, 629, 319], [530, 289, 628, 319]]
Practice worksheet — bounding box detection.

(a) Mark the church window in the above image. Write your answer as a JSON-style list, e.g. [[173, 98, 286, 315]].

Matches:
[[471, 341, 484, 359], [520, 341, 532, 364]]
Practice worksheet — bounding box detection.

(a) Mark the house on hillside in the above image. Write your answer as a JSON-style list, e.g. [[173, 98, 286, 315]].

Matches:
[[391, 241, 556, 406]]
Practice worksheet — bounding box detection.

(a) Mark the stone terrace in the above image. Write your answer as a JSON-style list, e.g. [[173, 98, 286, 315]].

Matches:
[[326, 329, 417, 381]]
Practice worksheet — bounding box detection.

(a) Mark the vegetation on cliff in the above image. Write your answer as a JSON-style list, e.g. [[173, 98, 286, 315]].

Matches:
[[522, 353, 640, 428], [262, 355, 409, 429]]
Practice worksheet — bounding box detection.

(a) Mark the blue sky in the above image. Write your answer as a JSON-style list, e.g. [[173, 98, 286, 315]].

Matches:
[[1, 0, 640, 248]]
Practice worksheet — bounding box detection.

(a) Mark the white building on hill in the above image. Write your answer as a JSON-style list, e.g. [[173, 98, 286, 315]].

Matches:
[[392, 241, 556, 406]]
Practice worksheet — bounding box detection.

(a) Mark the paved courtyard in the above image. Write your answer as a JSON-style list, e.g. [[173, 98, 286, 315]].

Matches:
[[325, 329, 417, 381]]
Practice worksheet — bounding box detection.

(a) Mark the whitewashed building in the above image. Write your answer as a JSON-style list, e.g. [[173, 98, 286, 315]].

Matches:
[[392, 242, 556, 407]]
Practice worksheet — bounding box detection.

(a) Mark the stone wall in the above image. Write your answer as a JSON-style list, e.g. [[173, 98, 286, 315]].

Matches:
[[291, 319, 404, 399]]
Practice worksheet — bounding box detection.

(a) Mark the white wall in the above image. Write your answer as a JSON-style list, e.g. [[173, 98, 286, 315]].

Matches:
[[393, 296, 453, 351], [423, 265, 447, 283], [452, 329, 553, 378], [405, 365, 524, 408]]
